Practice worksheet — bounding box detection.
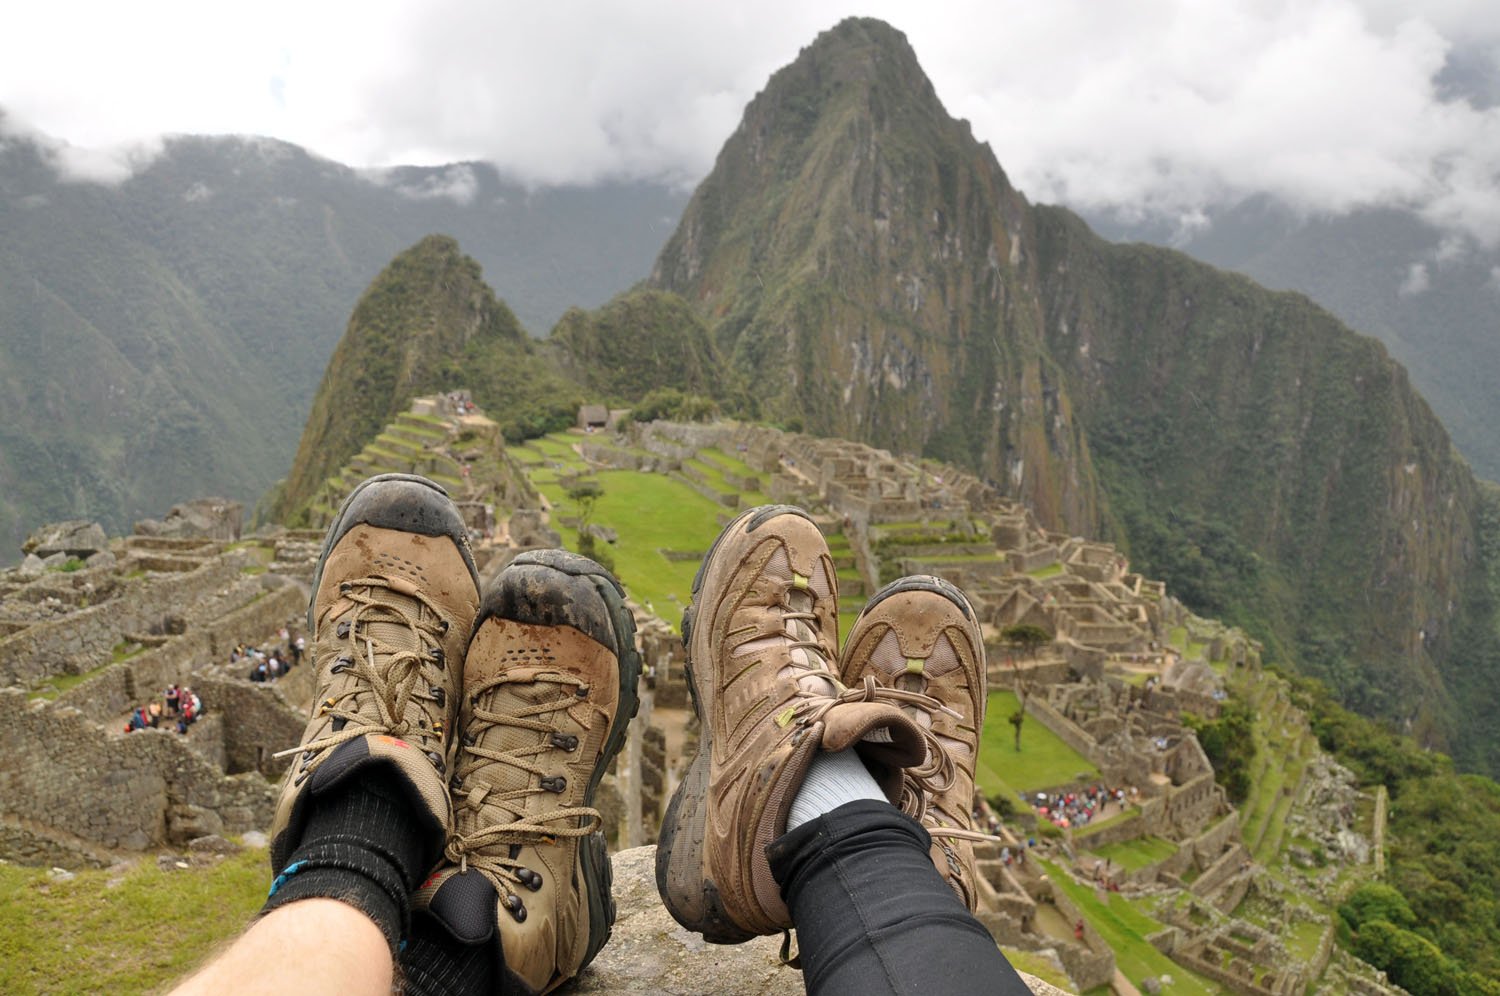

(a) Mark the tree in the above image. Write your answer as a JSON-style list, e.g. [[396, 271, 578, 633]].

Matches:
[[566, 479, 614, 574], [1001, 623, 1052, 657]]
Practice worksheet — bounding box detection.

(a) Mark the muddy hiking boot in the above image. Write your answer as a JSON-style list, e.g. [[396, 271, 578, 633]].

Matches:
[[269, 473, 481, 874], [655, 505, 941, 943], [841, 575, 991, 911], [412, 550, 642, 996]]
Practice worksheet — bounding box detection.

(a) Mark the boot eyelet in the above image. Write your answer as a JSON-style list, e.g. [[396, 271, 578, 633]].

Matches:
[[426, 751, 446, 775], [336, 621, 350, 638], [339, 581, 352, 593], [550, 733, 579, 751], [503, 894, 527, 922], [539, 775, 567, 793], [430, 686, 446, 707], [516, 868, 543, 891]]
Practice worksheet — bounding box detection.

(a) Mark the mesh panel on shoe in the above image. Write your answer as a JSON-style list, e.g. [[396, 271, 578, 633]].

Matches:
[[924, 634, 962, 679]]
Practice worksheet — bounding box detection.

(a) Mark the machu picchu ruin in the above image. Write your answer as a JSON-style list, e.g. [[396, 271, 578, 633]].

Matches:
[[2, 395, 1405, 995]]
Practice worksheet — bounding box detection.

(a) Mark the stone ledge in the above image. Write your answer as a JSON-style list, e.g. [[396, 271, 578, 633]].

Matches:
[[577, 846, 1070, 995]]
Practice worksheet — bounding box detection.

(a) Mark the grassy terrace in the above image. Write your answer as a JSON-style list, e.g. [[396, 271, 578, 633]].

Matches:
[[0, 848, 268, 992], [977, 690, 1098, 797], [1041, 859, 1220, 995], [517, 436, 724, 630], [1085, 835, 1178, 871]]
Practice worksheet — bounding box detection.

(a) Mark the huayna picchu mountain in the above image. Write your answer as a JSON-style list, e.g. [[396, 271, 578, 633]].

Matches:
[[645, 17, 1500, 774]]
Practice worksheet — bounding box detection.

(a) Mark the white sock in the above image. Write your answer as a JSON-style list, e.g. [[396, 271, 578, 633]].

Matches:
[[787, 749, 885, 829]]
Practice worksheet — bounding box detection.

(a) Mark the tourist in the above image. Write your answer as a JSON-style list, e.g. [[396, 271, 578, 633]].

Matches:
[[172, 478, 1028, 996], [164, 684, 181, 715]]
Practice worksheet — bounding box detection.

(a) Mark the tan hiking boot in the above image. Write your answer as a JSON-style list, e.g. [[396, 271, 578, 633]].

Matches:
[[269, 473, 481, 873], [840, 575, 989, 910], [655, 505, 932, 942], [412, 550, 641, 996]]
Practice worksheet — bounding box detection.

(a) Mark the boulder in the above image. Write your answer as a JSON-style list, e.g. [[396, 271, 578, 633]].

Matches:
[[577, 846, 1070, 995], [23, 520, 109, 560], [134, 498, 242, 542]]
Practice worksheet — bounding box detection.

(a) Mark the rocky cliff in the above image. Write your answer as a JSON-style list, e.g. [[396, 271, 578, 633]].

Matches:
[[645, 17, 1500, 772]]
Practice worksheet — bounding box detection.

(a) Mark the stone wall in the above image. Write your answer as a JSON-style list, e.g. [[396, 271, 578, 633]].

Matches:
[[0, 689, 274, 853], [0, 558, 244, 688], [190, 674, 306, 777]]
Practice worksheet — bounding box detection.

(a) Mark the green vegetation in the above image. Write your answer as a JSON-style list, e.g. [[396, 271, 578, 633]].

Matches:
[[0, 849, 267, 992], [976, 690, 1098, 796], [1041, 859, 1218, 995], [1086, 835, 1177, 872], [28, 663, 112, 702], [1182, 700, 1256, 803], [1288, 672, 1500, 982]]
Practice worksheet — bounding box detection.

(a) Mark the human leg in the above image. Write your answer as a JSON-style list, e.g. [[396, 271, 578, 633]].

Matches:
[[769, 800, 1031, 996], [839, 575, 990, 907], [175, 474, 481, 993], [404, 549, 641, 996], [655, 505, 931, 941]]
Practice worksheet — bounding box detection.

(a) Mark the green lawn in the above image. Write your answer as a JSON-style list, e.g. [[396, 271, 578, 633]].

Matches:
[[531, 468, 726, 631], [1042, 859, 1222, 995], [0, 849, 268, 993], [977, 691, 1099, 797], [1086, 835, 1178, 871]]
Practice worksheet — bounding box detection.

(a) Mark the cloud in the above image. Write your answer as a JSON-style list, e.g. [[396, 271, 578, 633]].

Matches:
[[0, 109, 162, 184], [364, 163, 481, 204], [2, 0, 1499, 244], [1399, 262, 1431, 296]]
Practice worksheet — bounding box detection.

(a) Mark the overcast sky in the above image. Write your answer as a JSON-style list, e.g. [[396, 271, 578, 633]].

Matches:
[[4, 0, 1500, 244]]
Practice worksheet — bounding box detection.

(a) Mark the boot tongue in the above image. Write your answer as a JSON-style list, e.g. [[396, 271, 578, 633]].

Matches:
[[358, 584, 425, 666], [782, 577, 840, 697]]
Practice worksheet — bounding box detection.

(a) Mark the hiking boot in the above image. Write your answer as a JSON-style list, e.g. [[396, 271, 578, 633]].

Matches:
[[655, 505, 931, 943], [412, 550, 641, 996], [840, 575, 989, 910], [269, 473, 481, 874]]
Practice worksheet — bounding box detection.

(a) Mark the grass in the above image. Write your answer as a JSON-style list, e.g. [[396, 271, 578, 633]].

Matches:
[[1001, 947, 1073, 990], [976, 690, 1099, 796], [1041, 859, 1221, 995], [28, 663, 111, 702], [1087, 835, 1178, 871], [531, 467, 725, 630], [0, 848, 269, 993]]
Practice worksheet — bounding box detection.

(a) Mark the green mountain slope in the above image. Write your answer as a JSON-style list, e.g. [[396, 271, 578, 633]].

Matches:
[[275, 235, 563, 518], [650, 18, 1098, 530], [644, 17, 1500, 773], [0, 122, 686, 555], [1086, 199, 1500, 483]]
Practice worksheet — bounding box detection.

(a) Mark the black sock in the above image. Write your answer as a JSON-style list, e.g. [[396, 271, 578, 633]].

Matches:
[[399, 914, 497, 996], [260, 775, 430, 950]]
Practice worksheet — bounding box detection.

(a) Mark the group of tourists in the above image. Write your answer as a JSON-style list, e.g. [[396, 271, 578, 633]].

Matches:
[[1033, 782, 1135, 829], [124, 683, 202, 735], [232, 628, 304, 683]]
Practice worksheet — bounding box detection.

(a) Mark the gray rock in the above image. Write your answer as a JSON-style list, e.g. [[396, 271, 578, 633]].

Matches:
[[239, 830, 268, 849], [187, 834, 241, 855], [17, 554, 45, 577], [1140, 976, 1162, 995], [24, 520, 109, 559], [86, 549, 117, 569], [134, 498, 243, 541], [47, 867, 76, 882], [579, 847, 1068, 995]]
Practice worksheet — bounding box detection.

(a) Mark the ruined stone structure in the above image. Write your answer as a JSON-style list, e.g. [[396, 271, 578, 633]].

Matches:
[[2, 407, 1381, 995]]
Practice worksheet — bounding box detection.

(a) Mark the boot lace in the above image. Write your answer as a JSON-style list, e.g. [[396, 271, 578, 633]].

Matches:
[[274, 576, 450, 781], [445, 672, 601, 906]]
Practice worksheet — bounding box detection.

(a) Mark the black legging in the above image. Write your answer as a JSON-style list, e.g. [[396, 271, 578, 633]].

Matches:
[[768, 800, 1033, 996]]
